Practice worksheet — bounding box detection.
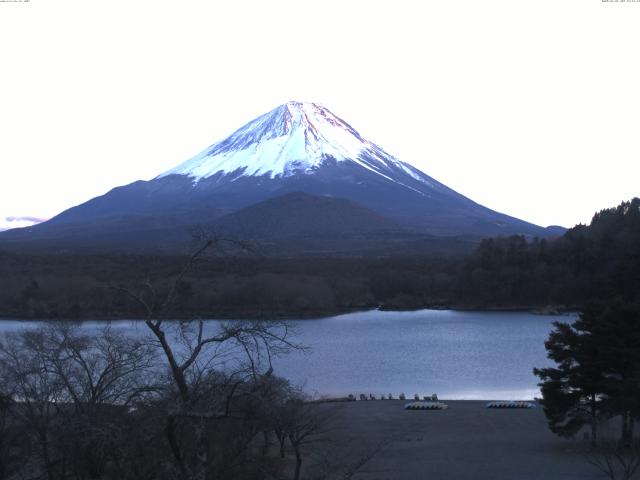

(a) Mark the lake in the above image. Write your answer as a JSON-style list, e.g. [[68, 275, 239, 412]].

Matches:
[[0, 309, 575, 400]]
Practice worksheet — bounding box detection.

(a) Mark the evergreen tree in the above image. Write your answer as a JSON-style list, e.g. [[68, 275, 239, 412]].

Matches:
[[581, 301, 640, 446], [534, 320, 607, 446], [535, 301, 640, 446]]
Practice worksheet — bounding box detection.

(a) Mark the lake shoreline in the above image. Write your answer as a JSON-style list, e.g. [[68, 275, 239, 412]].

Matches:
[[0, 310, 565, 402], [0, 303, 578, 322]]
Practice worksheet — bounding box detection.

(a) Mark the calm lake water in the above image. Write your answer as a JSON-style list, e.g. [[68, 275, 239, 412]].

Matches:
[[0, 309, 575, 400]]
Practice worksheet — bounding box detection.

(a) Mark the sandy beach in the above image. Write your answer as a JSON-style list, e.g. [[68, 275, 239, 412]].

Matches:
[[317, 400, 602, 480]]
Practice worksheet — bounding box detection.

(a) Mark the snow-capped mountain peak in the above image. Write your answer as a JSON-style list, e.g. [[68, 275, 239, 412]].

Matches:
[[158, 101, 425, 184], [0, 102, 552, 248]]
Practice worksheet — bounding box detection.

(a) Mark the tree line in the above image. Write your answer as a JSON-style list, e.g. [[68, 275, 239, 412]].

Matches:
[[531, 199, 640, 478], [2, 198, 639, 319]]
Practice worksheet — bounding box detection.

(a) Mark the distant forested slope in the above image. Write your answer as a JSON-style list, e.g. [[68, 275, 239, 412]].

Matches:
[[0, 198, 637, 319], [456, 197, 640, 308]]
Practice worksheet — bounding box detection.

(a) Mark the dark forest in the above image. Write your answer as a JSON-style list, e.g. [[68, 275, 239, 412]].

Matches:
[[1, 198, 638, 320]]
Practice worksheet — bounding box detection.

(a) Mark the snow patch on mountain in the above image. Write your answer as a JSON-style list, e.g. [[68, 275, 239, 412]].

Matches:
[[158, 101, 433, 191]]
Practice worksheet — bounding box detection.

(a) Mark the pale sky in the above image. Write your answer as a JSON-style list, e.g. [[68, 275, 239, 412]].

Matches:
[[1, 0, 639, 231]]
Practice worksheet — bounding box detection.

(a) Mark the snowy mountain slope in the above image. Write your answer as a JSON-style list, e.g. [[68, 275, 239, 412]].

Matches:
[[0, 102, 561, 253], [159, 101, 442, 194], [149, 100, 543, 235]]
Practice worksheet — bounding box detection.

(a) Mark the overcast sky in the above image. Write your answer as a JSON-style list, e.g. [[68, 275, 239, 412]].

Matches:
[[1, 0, 639, 231]]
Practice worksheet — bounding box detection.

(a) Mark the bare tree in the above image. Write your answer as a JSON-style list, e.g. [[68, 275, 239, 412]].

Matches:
[[118, 237, 302, 480], [587, 439, 640, 480], [0, 329, 67, 480], [0, 323, 157, 480], [269, 392, 386, 480], [34, 324, 157, 479], [24, 323, 157, 408], [266, 393, 337, 480], [0, 237, 378, 480], [0, 393, 19, 480]]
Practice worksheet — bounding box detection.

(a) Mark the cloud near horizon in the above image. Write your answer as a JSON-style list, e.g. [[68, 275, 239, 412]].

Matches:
[[0, 216, 46, 232]]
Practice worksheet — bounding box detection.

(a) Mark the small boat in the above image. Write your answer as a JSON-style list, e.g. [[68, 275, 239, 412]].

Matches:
[[404, 401, 449, 410], [486, 401, 536, 409]]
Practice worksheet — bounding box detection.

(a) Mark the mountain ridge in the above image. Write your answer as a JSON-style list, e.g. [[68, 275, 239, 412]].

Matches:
[[212, 191, 401, 238]]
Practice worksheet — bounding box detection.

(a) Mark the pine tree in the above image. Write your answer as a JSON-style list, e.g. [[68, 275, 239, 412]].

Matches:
[[534, 320, 607, 446], [581, 301, 640, 446], [535, 301, 640, 446]]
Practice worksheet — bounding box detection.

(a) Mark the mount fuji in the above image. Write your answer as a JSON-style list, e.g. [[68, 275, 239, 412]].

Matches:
[[0, 102, 561, 253]]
